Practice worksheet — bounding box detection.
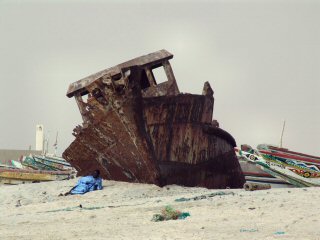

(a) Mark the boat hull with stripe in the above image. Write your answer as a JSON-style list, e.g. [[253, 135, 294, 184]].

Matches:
[[236, 144, 320, 188]]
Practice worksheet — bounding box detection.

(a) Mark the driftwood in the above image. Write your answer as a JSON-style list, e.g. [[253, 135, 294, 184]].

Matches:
[[244, 182, 271, 191]]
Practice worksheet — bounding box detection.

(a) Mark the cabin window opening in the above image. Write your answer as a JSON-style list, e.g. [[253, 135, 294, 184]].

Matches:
[[140, 69, 151, 90], [112, 73, 122, 81], [152, 66, 168, 84], [82, 94, 89, 103]]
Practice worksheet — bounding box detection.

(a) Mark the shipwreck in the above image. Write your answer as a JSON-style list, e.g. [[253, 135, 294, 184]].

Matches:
[[63, 50, 245, 189]]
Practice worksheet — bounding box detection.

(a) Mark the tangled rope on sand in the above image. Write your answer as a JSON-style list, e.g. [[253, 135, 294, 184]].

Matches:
[[175, 191, 235, 202]]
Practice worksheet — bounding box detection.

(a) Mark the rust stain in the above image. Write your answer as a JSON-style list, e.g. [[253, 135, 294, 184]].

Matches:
[[63, 50, 245, 189]]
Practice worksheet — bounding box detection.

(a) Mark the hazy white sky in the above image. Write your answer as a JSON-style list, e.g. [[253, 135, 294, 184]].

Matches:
[[0, 0, 319, 156]]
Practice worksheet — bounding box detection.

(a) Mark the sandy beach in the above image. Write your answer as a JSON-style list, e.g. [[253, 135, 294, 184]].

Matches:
[[1, 179, 319, 240]]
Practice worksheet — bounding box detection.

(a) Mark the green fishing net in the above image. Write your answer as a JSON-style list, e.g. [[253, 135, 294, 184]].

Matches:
[[152, 206, 190, 222]]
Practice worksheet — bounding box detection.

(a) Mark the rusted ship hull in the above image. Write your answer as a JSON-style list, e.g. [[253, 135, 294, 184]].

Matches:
[[63, 50, 245, 189]]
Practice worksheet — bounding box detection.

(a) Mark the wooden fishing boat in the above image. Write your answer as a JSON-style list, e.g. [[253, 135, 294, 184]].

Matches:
[[0, 168, 72, 185], [22, 155, 72, 171], [236, 144, 320, 187], [256, 144, 320, 187], [239, 160, 293, 188], [235, 147, 293, 188]]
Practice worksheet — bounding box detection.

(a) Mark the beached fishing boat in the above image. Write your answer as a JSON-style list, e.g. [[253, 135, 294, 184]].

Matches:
[[235, 146, 293, 188], [236, 144, 320, 187], [0, 154, 75, 185], [63, 49, 245, 189], [256, 144, 320, 187], [0, 168, 72, 185], [239, 160, 293, 188], [22, 155, 73, 171]]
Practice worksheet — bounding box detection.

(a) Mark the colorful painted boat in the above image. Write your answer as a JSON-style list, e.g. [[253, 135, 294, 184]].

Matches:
[[236, 144, 320, 187], [236, 147, 293, 188], [256, 144, 320, 187], [22, 155, 72, 171], [0, 168, 72, 185], [239, 160, 293, 188]]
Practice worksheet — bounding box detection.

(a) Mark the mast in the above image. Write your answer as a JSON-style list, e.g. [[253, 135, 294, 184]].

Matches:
[[279, 120, 286, 148], [53, 131, 59, 156]]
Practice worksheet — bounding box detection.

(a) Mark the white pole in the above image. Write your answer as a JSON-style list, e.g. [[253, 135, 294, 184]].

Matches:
[[279, 120, 286, 148], [46, 131, 50, 155], [35, 125, 44, 151]]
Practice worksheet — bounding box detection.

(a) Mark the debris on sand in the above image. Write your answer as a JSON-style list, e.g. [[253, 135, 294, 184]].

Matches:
[[152, 206, 190, 222], [175, 191, 235, 202]]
